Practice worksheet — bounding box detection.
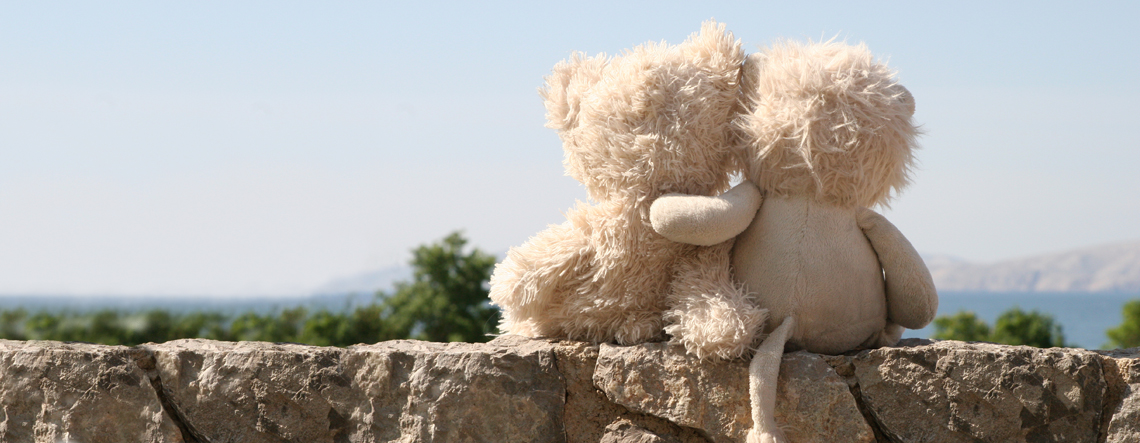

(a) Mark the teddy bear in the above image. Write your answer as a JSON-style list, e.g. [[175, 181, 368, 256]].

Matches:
[[488, 21, 767, 351], [650, 40, 938, 442]]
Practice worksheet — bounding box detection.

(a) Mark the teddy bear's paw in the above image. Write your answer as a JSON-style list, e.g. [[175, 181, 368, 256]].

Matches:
[[666, 302, 768, 360], [746, 428, 788, 443], [613, 313, 664, 345]]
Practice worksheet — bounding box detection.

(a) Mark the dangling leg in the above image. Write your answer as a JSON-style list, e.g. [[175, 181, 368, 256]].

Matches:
[[746, 316, 795, 443], [663, 241, 768, 360]]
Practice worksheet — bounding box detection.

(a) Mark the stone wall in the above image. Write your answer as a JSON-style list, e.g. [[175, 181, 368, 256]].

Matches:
[[0, 336, 1136, 443]]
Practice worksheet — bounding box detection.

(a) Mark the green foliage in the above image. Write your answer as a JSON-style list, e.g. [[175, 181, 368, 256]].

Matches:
[[932, 311, 991, 342], [0, 309, 28, 340], [1106, 299, 1140, 349], [990, 307, 1066, 348], [932, 307, 1067, 348], [0, 231, 499, 346], [380, 232, 499, 343]]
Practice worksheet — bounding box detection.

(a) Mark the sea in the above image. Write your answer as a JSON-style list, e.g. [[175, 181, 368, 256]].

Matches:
[[1, 291, 1137, 350], [902, 291, 1140, 350]]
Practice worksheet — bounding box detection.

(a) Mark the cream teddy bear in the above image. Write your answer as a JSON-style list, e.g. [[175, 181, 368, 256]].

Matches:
[[489, 21, 766, 350], [652, 40, 938, 442]]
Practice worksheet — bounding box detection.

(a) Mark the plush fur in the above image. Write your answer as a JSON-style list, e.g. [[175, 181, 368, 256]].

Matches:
[[656, 181, 767, 359], [649, 40, 938, 443], [737, 40, 918, 209], [734, 41, 936, 443], [489, 21, 763, 347]]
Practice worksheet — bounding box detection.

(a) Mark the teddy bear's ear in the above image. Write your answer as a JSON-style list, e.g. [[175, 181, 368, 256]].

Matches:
[[678, 20, 743, 75], [539, 52, 607, 132]]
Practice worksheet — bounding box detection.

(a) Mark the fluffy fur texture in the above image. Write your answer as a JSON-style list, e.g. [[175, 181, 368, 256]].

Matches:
[[648, 39, 936, 442], [736, 40, 919, 209], [730, 41, 936, 443], [489, 21, 753, 346], [656, 182, 768, 359]]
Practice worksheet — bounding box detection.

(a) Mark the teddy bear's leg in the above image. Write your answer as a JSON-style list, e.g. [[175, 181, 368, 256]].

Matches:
[[861, 320, 905, 348], [747, 316, 795, 443], [613, 311, 666, 345], [663, 240, 768, 360], [489, 221, 593, 339]]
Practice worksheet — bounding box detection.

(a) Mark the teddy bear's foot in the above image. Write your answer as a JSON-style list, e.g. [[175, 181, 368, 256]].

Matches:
[[746, 427, 788, 443], [613, 312, 665, 345], [664, 297, 767, 360]]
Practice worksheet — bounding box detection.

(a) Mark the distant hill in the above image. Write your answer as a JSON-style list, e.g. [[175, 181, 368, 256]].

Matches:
[[318, 244, 1140, 296], [923, 240, 1140, 293], [310, 264, 411, 296]]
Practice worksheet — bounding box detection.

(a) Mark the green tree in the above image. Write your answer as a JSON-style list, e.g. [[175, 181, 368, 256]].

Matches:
[[380, 231, 498, 342], [990, 307, 1066, 348], [932, 311, 991, 342], [230, 307, 308, 343], [0, 309, 28, 340], [24, 312, 63, 340], [0, 232, 498, 346], [1106, 299, 1140, 349], [931, 307, 1068, 348], [299, 310, 350, 346]]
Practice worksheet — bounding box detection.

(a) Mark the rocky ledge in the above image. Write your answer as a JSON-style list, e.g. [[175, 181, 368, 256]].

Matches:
[[0, 337, 1137, 443]]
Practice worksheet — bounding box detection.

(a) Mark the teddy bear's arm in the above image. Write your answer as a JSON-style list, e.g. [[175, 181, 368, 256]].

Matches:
[[857, 208, 939, 330], [649, 181, 762, 246]]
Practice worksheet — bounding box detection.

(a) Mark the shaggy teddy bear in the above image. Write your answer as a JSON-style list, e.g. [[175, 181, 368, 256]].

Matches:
[[652, 40, 938, 442], [489, 21, 766, 350]]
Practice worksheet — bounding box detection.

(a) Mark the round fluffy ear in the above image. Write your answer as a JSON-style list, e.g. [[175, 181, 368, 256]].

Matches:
[[539, 52, 607, 132], [680, 20, 743, 75]]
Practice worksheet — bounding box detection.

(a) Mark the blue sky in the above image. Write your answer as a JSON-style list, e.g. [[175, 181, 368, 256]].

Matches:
[[2, 2, 1137, 296]]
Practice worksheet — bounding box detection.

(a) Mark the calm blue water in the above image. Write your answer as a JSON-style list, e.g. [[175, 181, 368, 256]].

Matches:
[[902, 292, 1140, 350]]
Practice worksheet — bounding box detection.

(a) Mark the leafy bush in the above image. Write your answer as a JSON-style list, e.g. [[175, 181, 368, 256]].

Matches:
[[932, 311, 991, 342], [1106, 299, 1140, 349], [0, 231, 498, 346], [932, 307, 1068, 348], [990, 307, 1066, 348]]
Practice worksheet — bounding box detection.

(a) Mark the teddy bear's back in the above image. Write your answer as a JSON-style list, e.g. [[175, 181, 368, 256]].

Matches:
[[732, 196, 888, 354], [490, 21, 746, 346], [492, 199, 695, 344]]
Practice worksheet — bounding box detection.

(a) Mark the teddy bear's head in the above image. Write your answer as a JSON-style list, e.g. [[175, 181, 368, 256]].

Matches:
[[541, 21, 745, 203], [736, 40, 919, 208]]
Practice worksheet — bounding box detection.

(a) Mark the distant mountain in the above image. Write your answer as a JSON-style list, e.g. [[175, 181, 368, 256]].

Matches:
[[923, 240, 1140, 293], [310, 265, 412, 296]]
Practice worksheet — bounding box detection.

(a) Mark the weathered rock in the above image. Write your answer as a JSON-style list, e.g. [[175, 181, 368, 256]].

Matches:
[[775, 352, 875, 443], [1098, 347, 1140, 443], [0, 340, 182, 443], [347, 339, 566, 443], [593, 342, 872, 443], [600, 419, 679, 443], [500, 336, 710, 443], [853, 340, 1106, 442], [3, 337, 1139, 442], [145, 339, 566, 443]]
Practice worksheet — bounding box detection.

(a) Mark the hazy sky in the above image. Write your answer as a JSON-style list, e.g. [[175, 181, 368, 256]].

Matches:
[[2, 2, 1137, 296]]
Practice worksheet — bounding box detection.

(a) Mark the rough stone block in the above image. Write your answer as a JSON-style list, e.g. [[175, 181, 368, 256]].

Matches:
[[593, 342, 873, 443], [0, 340, 181, 443], [145, 339, 566, 443], [853, 340, 1106, 443]]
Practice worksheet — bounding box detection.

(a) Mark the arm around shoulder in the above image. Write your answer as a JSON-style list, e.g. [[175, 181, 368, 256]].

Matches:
[[857, 208, 939, 329], [650, 181, 762, 246]]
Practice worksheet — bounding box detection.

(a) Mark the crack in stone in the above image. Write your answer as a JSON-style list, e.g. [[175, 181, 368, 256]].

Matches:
[[825, 354, 892, 443], [1095, 353, 1124, 443], [847, 382, 891, 443], [133, 347, 206, 443]]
